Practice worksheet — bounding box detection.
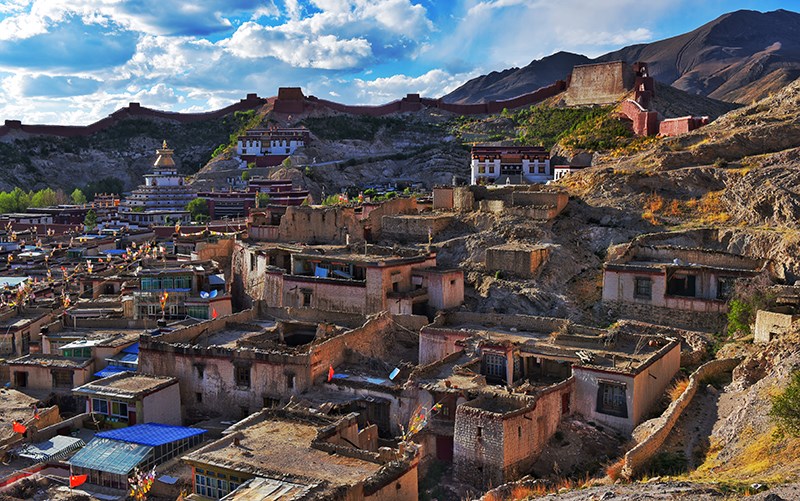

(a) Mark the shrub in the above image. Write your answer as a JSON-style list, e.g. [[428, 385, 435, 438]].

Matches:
[[605, 457, 625, 481], [668, 377, 690, 402], [770, 370, 800, 436]]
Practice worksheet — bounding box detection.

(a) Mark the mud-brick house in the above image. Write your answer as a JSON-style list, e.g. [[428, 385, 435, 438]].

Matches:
[[235, 242, 464, 316], [602, 244, 769, 330], [73, 372, 181, 426], [0, 306, 56, 357], [7, 354, 94, 395], [182, 408, 419, 501], [414, 312, 681, 488], [138, 306, 411, 422]]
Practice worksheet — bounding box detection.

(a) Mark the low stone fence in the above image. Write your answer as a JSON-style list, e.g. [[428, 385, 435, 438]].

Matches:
[[621, 357, 741, 478]]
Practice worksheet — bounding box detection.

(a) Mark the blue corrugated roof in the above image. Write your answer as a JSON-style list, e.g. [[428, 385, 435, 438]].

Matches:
[[68, 438, 152, 475], [122, 342, 139, 354], [94, 365, 136, 378], [95, 423, 206, 447]]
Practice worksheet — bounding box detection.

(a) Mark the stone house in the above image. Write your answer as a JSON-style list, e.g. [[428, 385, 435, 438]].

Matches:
[[234, 242, 464, 316], [7, 354, 94, 395], [603, 245, 769, 330], [73, 372, 181, 426], [137, 306, 409, 422], [182, 408, 419, 501], [414, 312, 681, 487]]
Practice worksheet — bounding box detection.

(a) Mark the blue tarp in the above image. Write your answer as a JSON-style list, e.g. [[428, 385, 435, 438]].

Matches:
[[94, 365, 136, 378], [68, 438, 152, 475], [95, 423, 206, 447], [122, 342, 139, 354]]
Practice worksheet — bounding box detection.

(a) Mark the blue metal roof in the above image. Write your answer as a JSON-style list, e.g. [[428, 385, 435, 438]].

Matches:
[[94, 365, 136, 378], [95, 423, 206, 447], [68, 438, 152, 475], [122, 342, 139, 354]]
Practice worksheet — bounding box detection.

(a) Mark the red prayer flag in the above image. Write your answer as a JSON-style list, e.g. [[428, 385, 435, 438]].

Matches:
[[70, 474, 88, 488], [211, 308, 218, 319], [12, 421, 26, 434], [327, 365, 334, 382]]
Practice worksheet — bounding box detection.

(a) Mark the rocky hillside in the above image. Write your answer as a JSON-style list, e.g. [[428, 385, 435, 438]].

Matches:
[[445, 9, 800, 105], [0, 106, 265, 193]]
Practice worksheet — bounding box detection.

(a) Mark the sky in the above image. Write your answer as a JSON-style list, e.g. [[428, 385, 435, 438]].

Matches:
[[0, 0, 794, 124]]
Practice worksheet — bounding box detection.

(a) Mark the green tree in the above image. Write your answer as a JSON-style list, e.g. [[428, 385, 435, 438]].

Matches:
[[71, 188, 87, 205], [241, 170, 251, 181], [83, 209, 98, 231], [30, 188, 59, 208], [281, 157, 293, 169], [256, 192, 270, 208], [771, 371, 800, 436], [186, 198, 209, 222]]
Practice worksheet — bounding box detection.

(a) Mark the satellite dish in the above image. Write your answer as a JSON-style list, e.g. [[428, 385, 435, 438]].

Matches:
[[200, 291, 210, 299], [209, 290, 218, 299]]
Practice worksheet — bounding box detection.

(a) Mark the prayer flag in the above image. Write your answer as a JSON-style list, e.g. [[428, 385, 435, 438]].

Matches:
[[389, 367, 400, 380], [12, 421, 26, 434], [211, 308, 218, 320], [328, 365, 334, 382]]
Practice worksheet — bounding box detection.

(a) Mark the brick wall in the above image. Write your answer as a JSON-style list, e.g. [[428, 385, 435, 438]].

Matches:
[[485, 246, 549, 278]]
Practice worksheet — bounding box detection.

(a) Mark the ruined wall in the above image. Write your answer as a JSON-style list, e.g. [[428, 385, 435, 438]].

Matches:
[[381, 215, 454, 242], [282, 276, 368, 313], [485, 245, 549, 278], [603, 300, 727, 333], [565, 61, 634, 106], [754, 310, 798, 343], [659, 116, 709, 137], [277, 206, 360, 244], [622, 358, 740, 478]]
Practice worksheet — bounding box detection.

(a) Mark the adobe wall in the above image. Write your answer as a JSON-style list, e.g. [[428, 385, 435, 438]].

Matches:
[[381, 215, 454, 242], [620, 100, 659, 136], [659, 116, 709, 137], [485, 245, 549, 278], [603, 300, 727, 333], [622, 358, 740, 479], [754, 310, 798, 343], [566, 61, 634, 106], [277, 206, 360, 244]]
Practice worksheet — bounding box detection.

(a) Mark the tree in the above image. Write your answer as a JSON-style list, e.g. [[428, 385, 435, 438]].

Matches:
[[256, 192, 270, 208], [30, 188, 59, 208], [71, 188, 87, 205], [186, 198, 209, 222], [83, 209, 98, 231], [771, 371, 800, 436], [241, 170, 251, 181], [281, 157, 293, 169]]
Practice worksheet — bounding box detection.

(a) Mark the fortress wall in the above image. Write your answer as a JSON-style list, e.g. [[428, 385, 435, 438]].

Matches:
[[566, 61, 634, 106]]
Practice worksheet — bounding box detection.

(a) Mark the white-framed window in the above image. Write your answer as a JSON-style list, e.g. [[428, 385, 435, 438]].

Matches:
[[597, 381, 628, 418]]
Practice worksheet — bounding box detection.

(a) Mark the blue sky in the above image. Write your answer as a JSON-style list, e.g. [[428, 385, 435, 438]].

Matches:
[[0, 0, 794, 124]]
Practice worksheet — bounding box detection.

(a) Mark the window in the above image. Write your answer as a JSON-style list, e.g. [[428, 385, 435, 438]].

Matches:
[[717, 276, 736, 300], [302, 290, 312, 307], [92, 398, 108, 414], [478, 165, 486, 174], [250, 253, 256, 271], [52, 370, 72, 389], [477, 426, 482, 438], [483, 352, 507, 381], [634, 277, 652, 299], [13, 371, 27, 388], [111, 401, 128, 418], [597, 381, 628, 418], [287, 374, 295, 389], [235, 365, 251, 388], [488, 165, 495, 174], [195, 472, 233, 500]]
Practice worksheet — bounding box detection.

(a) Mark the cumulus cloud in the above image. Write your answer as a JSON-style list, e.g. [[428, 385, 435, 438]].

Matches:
[[5, 74, 102, 97], [349, 68, 479, 103]]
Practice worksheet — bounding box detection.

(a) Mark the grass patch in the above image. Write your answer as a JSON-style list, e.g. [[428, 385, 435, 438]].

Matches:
[[668, 377, 690, 402]]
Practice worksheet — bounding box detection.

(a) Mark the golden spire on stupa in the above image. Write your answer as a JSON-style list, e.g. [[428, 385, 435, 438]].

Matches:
[[154, 139, 175, 168]]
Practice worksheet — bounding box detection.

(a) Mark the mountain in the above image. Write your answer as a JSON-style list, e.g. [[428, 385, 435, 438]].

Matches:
[[444, 9, 800, 104], [443, 51, 590, 104]]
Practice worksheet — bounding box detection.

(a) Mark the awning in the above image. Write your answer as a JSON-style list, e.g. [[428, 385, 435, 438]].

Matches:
[[18, 436, 85, 463], [208, 274, 226, 285], [68, 438, 152, 475]]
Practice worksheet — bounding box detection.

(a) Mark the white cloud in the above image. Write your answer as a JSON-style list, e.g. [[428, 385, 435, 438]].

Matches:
[[350, 68, 479, 103]]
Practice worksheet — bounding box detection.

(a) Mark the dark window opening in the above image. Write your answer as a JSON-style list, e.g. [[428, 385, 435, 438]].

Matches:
[[302, 290, 312, 307], [477, 426, 482, 438], [597, 381, 628, 418], [235, 366, 251, 388], [634, 277, 652, 299], [667, 274, 696, 297], [287, 374, 295, 389], [483, 352, 507, 383], [14, 371, 27, 388], [717, 277, 736, 300]]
